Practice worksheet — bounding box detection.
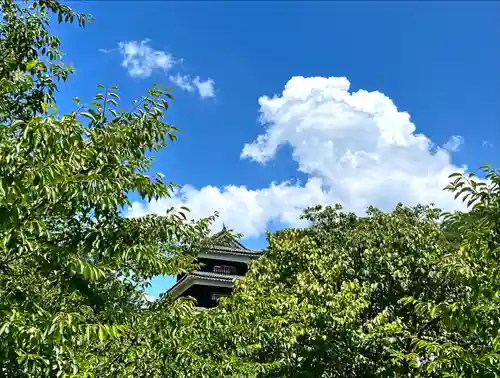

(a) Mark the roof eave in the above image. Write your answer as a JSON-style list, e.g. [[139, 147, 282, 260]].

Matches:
[[167, 272, 238, 299]]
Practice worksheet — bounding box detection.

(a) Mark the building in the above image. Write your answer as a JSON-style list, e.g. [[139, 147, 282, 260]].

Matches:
[[167, 225, 263, 309]]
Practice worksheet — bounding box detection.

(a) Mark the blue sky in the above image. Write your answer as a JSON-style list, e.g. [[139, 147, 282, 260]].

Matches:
[[55, 1, 499, 297]]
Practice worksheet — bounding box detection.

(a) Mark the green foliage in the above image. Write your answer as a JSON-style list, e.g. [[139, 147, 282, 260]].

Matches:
[[199, 168, 500, 377], [0, 1, 215, 376], [1, 0, 499, 376], [0, 0, 92, 122]]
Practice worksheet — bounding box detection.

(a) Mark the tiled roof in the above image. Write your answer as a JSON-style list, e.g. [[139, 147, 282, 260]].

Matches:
[[190, 270, 240, 282], [167, 270, 239, 296], [168, 226, 263, 299], [206, 227, 264, 256], [203, 245, 263, 256]]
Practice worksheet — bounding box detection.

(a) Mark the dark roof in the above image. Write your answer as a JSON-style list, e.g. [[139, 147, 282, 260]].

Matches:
[[168, 227, 263, 297], [205, 226, 264, 256], [204, 245, 263, 257], [167, 270, 239, 296], [190, 270, 239, 282], [211, 227, 249, 250]]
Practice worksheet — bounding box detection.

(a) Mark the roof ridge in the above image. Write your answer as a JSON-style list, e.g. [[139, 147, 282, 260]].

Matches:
[[192, 270, 240, 279], [204, 245, 263, 254]]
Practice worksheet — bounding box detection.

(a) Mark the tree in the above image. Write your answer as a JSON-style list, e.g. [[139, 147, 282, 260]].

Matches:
[[196, 168, 500, 377], [0, 1, 216, 376], [0, 0, 88, 122], [2, 1, 499, 377]]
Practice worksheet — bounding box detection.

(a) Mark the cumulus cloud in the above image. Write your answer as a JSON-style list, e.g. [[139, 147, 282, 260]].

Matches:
[[118, 39, 175, 78], [169, 73, 216, 99], [127, 76, 467, 237], [443, 135, 464, 152], [128, 179, 325, 237]]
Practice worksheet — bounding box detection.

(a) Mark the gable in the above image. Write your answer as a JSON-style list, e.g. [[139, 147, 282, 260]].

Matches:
[[212, 229, 248, 250], [208, 224, 252, 251]]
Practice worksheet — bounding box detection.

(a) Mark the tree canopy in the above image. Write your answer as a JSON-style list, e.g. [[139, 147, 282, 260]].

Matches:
[[1, 1, 499, 377], [179, 166, 499, 377], [0, 1, 215, 376]]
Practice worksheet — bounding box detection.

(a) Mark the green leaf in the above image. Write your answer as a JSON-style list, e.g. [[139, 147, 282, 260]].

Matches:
[[98, 327, 106, 342], [106, 98, 118, 107], [83, 264, 91, 280], [80, 112, 97, 122], [11, 119, 25, 128]]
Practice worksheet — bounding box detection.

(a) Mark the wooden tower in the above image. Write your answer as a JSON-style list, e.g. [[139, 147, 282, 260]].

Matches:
[[167, 225, 263, 309]]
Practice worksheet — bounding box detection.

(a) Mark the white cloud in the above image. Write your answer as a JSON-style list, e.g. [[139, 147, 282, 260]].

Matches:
[[443, 135, 464, 152], [98, 48, 115, 54], [192, 77, 215, 99], [128, 179, 325, 237], [169, 74, 195, 92], [118, 39, 175, 78], [127, 76, 468, 238], [482, 140, 494, 148], [108, 39, 216, 98], [169, 74, 216, 99]]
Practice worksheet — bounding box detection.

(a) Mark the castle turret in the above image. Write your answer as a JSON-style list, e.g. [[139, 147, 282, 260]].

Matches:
[[167, 226, 263, 309]]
